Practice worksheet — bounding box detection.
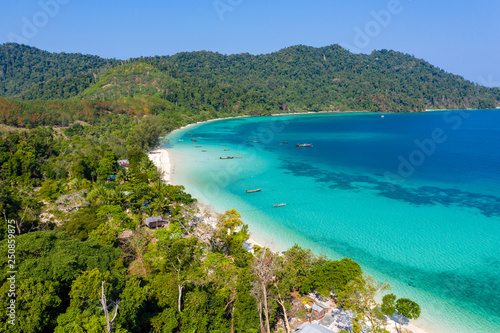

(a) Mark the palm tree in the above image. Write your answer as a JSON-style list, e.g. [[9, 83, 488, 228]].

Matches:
[[116, 168, 132, 183], [88, 183, 110, 205], [109, 188, 127, 208], [149, 182, 169, 214], [139, 156, 155, 172]]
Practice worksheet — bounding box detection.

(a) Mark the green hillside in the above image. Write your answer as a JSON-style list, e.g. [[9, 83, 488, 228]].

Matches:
[[82, 45, 500, 112], [1, 43, 499, 126], [0, 95, 190, 129], [18, 73, 96, 100], [79, 62, 178, 100], [151, 45, 500, 112], [0, 43, 117, 98]]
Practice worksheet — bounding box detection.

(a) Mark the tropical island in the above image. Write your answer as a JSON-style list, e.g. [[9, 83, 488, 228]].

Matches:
[[1, 43, 499, 333]]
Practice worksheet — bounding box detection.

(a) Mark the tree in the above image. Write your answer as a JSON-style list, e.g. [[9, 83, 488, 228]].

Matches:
[[170, 203, 215, 241], [55, 269, 127, 333], [62, 207, 101, 241], [12, 191, 42, 235], [0, 182, 22, 239], [233, 269, 261, 333], [395, 298, 421, 332], [313, 257, 362, 296], [214, 209, 250, 256], [0, 279, 61, 333], [39, 180, 66, 202], [179, 288, 212, 332], [150, 308, 178, 333], [0, 231, 119, 284], [203, 252, 242, 332], [251, 248, 276, 333], [264, 245, 322, 333], [100, 280, 119, 333], [152, 236, 203, 312], [336, 274, 391, 333], [116, 277, 151, 333], [282, 244, 318, 293], [97, 150, 117, 180], [149, 181, 170, 215], [123, 228, 153, 277], [0, 231, 120, 331], [381, 293, 396, 318], [88, 223, 119, 246], [128, 116, 167, 151], [269, 255, 293, 333], [381, 293, 421, 332]]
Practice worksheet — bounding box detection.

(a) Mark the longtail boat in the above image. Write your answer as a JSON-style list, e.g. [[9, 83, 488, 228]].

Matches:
[[295, 143, 312, 147], [246, 188, 262, 193], [219, 156, 234, 160], [274, 203, 287, 207]]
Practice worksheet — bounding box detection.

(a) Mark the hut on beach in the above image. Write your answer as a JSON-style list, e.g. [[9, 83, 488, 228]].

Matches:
[[143, 216, 169, 229], [311, 303, 329, 320]]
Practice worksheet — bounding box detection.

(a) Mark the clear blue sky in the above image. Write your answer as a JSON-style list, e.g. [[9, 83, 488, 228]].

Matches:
[[1, 0, 499, 87]]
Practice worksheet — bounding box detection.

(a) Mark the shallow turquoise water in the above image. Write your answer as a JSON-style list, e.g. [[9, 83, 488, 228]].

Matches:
[[166, 111, 500, 333]]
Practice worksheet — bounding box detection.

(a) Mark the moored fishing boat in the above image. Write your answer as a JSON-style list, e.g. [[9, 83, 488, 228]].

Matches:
[[219, 156, 234, 159], [246, 188, 262, 193]]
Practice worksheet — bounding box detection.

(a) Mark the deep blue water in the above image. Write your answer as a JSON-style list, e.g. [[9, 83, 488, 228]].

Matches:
[[168, 110, 500, 333]]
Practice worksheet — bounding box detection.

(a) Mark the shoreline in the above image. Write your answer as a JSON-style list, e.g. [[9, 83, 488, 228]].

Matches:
[[148, 149, 171, 183], [153, 110, 500, 333], [170, 110, 371, 137], [160, 146, 433, 333], [147, 145, 270, 250], [156, 114, 437, 333], [168, 107, 496, 141], [169, 107, 492, 139]]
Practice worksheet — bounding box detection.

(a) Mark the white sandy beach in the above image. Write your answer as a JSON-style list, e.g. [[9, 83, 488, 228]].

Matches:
[[148, 149, 171, 183]]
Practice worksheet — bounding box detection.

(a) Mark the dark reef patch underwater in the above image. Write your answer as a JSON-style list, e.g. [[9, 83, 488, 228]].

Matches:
[[170, 110, 500, 332]]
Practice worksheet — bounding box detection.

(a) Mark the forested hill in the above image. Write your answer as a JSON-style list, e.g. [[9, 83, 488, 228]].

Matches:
[[153, 45, 500, 112], [0, 43, 117, 98], [1, 43, 499, 115]]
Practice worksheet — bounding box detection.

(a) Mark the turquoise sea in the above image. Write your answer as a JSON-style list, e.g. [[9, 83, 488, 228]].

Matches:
[[165, 111, 500, 333]]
